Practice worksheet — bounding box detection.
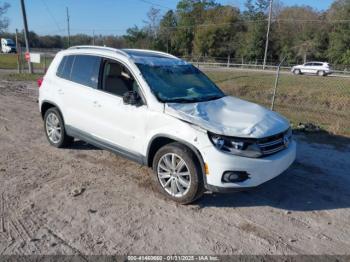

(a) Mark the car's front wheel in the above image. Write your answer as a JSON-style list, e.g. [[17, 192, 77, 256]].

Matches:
[[44, 107, 73, 148], [152, 143, 204, 204]]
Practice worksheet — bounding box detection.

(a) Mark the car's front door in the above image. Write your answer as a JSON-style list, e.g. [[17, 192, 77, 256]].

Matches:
[[88, 59, 149, 159]]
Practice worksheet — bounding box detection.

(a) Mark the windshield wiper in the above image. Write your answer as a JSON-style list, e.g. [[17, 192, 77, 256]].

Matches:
[[164, 98, 201, 103], [164, 95, 224, 103], [199, 95, 225, 102]]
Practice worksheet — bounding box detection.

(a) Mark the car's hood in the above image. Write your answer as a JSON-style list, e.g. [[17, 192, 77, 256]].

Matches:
[[165, 96, 290, 138]]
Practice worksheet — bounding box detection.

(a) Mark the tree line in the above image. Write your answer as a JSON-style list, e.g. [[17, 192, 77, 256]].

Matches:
[[1, 0, 349, 66]]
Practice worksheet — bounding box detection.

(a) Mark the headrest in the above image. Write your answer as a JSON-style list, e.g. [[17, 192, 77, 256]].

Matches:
[[107, 63, 122, 77]]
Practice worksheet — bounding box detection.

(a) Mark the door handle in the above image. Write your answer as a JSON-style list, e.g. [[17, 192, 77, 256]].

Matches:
[[58, 89, 64, 95]]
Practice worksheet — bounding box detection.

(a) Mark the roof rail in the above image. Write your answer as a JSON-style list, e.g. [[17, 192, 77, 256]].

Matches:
[[122, 48, 179, 60], [68, 45, 130, 58]]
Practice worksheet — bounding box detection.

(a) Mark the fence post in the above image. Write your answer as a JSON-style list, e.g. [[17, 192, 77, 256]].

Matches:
[[227, 54, 230, 68], [43, 54, 47, 73], [271, 57, 286, 111]]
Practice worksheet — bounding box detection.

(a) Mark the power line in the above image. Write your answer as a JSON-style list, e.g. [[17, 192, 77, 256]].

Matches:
[[32, 18, 350, 36], [40, 0, 62, 31], [136, 0, 173, 10]]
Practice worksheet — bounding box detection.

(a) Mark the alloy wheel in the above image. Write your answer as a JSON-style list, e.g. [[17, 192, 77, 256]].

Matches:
[[157, 153, 191, 197], [45, 112, 62, 144]]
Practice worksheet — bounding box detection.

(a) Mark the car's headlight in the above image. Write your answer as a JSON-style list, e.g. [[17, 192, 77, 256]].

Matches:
[[208, 132, 262, 158]]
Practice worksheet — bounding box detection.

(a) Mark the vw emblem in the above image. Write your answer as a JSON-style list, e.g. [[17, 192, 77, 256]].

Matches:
[[283, 136, 290, 147]]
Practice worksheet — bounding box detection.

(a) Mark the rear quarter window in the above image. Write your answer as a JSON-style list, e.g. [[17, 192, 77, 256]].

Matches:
[[56, 55, 74, 80]]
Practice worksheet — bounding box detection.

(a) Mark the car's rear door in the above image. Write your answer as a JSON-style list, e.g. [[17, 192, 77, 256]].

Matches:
[[302, 63, 313, 74], [59, 54, 103, 133], [313, 62, 323, 74]]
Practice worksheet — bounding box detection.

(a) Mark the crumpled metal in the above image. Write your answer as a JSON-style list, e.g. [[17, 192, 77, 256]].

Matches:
[[165, 96, 290, 138]]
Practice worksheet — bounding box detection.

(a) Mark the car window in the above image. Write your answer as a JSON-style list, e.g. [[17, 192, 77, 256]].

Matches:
[[56, 56, 67, 77], [57, 55, 75, 80], [70, 55, 102, 88], [136, 63, 225, 103], [101, 59, 139, 97], [315, 63, 323, 66], [304, 63, 312, 66]]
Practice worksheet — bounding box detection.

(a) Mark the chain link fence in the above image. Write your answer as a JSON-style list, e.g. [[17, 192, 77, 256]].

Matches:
[[0, 49, 55, 73]]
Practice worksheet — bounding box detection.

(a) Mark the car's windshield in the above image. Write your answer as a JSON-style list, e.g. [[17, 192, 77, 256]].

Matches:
[[136, 63, 225, 103], [5, 40, 15, 47]]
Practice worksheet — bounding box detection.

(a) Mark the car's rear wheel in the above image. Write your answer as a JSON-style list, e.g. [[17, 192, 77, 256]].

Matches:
[[317, 70, 326, 77], [293, 69, 301, 75], [152, 143, 204, 204], [44, 107, 73, 148]]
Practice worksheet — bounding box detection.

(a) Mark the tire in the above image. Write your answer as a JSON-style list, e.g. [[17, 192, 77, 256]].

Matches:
[[44, 107, 73, 148], [317, 70, 326, 77], [293, 69, 301, 75], [152, 142, 205, 204]]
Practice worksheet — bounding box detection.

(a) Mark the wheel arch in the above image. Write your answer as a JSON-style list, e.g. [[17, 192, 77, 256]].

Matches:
[[146, 134, 207, 184], [41, 100, 64, 121]]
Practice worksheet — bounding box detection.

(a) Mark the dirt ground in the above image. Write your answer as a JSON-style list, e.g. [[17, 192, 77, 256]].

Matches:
[[0, 78, 350, 256]]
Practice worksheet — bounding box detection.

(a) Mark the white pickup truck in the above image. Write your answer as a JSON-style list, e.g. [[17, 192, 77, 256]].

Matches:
[[1, 38, 17, 53]]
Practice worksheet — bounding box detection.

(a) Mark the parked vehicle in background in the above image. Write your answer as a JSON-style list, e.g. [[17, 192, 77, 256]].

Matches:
[[1, 38, 17, 53], [291, 62, 332, 76], [38, 46, 296, 204]]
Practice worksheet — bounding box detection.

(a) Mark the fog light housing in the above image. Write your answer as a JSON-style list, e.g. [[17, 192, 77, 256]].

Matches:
[[222, 171, 250, 183]]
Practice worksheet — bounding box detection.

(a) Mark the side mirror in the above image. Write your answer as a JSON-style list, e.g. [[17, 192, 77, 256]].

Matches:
[[123, 91, 141, 106]]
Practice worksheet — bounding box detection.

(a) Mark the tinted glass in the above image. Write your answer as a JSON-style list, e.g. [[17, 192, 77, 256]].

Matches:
[[136, 63, 225, 103], [101, 60, 137, 96], [70, 55, 101, 88], [56, 56, 67, 78], [60, 55, 75, 80]]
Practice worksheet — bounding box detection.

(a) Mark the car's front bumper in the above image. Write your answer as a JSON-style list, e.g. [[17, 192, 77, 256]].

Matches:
[[201, 140, 296, 192]]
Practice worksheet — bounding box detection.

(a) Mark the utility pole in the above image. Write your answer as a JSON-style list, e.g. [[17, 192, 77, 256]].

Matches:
[[263, 0, 273, 70], [92, 30, 95, 45], [66, 7, 71, 47], [19, 0, 33, 74], [15, 29, 21, 73]]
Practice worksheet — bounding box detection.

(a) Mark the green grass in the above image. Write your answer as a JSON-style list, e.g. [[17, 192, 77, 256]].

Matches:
[[0, 54, 18, 69], [0, 53, 53, 70], [204, 70, 350, 136]]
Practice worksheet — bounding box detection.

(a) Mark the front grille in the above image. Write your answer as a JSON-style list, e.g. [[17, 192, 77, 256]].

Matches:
[[257, 130, 289, 156]]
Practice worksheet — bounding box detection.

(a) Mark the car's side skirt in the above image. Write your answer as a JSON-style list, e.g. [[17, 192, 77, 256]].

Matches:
[[65, 125, 147, 165]]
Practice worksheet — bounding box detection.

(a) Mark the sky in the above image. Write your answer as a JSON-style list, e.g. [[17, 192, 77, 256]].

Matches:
[[6, 0, 335, 36]]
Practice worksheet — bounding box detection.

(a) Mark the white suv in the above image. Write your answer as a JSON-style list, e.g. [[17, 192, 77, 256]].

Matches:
[[292, 62, 332, 76], [39, 46, 296, 204]]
